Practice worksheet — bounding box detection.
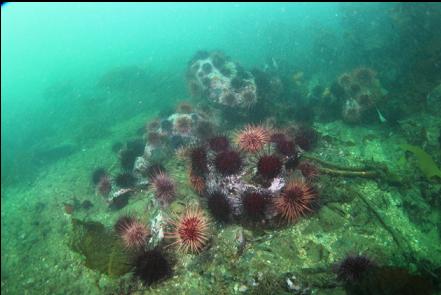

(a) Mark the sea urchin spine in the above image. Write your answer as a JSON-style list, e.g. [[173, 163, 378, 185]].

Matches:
[[207, 191, 231, 222], [189, 170, 205, 194], [97, 175, 112, 196], [189, 146, 208, 175], [242, 191, 269, 221], [297, 161, 319, 179], [257, 154, 283, 179], [134, 249, 172, 286], [208, 135, 230, 153], [166, 206, 210, 253], [274, 179, 317, 222], [235, 124, 270, 153], [115, 216, 150, 249], [335, 254, 375, 283], [214, 150, 242, 176], [152, 171, 176, 207]]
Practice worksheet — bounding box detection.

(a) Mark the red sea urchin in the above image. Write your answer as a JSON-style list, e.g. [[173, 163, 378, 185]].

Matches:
[[298, 161, 319, 179], [189, 146, 208, 175], [257, 154, 283, 179], [270, 132, 286, 144], [353, 67, 376, 86], [276, 138, 296, 156], [114, 216, 150, 249], [166, 206, 210, 253], [152, 171, 176, 207], [194, 120, 215, 140], [208, 135, 230, 153], [235, 124, 270, 153], [242, 191, 269, 221], [292, 125, 318, 151], [177, 101, 193, 114], [147, 131, 163, 146], [214, 150, 242, 176], [146, 119, 160, 131], [189, 170, 205, 194], [143, 163, 166, 179], [274, 179, 317, 222], [175, 116, 192, 134], [97, 175, 112, 196]]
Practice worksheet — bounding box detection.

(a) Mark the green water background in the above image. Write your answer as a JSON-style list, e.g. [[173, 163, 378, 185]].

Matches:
[[2, 2, 375, 186], [1, 3, 441, 294]]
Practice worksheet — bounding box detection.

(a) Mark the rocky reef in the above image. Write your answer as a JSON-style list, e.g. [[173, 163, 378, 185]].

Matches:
[[63, 50, 441, 294], [186, 50, 258, 108]]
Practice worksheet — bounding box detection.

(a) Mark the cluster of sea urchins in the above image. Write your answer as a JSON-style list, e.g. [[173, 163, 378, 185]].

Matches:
[[186, 124, 320, 225]]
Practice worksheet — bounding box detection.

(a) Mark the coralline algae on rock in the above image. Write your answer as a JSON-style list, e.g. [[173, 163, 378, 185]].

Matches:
[[187, 51, 258, 108]]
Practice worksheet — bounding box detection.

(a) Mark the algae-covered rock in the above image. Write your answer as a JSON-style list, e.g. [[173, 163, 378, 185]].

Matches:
[[401, 144, 441, 181], [318, 206, 346, 232], [246, 272, 291, 295], [302, 240, 330, 264], [70, 218, 136, 276]]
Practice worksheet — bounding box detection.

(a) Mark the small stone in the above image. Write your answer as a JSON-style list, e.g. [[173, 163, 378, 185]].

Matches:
[[233, 283, 239, 292], [238, 285, 248, 292], [26, 278, 35, 285]]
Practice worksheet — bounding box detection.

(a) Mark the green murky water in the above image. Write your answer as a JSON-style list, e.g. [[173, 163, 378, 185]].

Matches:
[[1, 3, 441, 294]]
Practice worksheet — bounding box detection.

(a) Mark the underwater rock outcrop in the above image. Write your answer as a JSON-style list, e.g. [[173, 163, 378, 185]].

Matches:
[[329, 67, 387, 124], [133, 105, 219, 181], [186, 50, 258, 108]]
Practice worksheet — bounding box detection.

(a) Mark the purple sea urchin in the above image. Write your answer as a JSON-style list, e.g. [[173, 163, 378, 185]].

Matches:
[[242, 191, 269, 221], [152, 171, 176, 206], [276, 139, 296, 156], [214, 150, 242, 176], [115, 172, 136, 188], [257, 154, 283, 179], [207, 191, 231, 222], [335, 254, 375, 283], [134, 249, 172, 286], [208, 135, 230, 152], [190, 146, 208, 175]]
